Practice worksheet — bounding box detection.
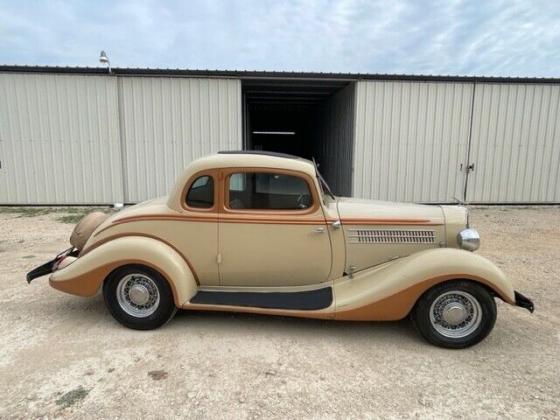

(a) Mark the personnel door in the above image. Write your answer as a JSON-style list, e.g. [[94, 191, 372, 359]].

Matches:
[[218, 169, 332, 287]]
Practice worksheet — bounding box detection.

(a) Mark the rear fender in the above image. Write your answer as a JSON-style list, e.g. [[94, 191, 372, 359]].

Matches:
[[334, 248, 515, 321], [49, 236, 197, 306]]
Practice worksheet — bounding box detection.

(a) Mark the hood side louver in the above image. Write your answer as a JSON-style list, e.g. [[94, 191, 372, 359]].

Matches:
[[348, 229, 436, 244]]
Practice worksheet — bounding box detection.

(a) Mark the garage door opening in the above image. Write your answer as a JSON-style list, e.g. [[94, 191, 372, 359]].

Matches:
[[242, 79, 355, 196]]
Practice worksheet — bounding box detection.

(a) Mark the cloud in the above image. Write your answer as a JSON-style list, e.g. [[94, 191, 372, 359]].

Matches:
[[0, 0, 558, 76]]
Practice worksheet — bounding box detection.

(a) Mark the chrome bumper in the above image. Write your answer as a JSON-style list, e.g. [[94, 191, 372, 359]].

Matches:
[[514, 291, 535, 313], [26, 247, 77, 283]]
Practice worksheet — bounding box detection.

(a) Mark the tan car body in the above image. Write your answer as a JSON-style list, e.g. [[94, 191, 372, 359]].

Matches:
[[48, 153, 517, 320]]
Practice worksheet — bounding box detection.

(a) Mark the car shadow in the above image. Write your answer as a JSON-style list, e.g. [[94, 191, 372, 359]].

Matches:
[[173, 308, 422, 345], [52, 295, 541, 352], [54, 295, 422, 345]]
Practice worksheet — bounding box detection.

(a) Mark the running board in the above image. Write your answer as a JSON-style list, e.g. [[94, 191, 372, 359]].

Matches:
[[190, 287, 333, 311]]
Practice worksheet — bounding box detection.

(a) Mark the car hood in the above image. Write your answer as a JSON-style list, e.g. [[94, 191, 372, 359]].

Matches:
[[336, 197, 444, 224]]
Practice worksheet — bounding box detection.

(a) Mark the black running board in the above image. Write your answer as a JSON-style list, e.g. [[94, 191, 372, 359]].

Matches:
[[190, 287, 333, 311]]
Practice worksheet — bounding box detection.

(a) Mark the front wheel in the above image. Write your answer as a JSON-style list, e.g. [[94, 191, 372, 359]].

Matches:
[[103, 265, 177, 330], [411, 280, 497, 349]]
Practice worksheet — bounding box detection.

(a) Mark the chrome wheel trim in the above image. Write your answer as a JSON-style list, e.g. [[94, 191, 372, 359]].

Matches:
[[116, 273, 160, 318], [429, 290, 482, 339]]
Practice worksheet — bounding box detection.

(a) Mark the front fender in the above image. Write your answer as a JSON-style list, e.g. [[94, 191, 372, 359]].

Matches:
[[334, 248, 515, 321], [49, 236, 197, 306]]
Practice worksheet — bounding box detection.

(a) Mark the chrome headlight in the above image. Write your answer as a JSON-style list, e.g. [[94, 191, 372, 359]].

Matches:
[[457, 228, 480, 251]]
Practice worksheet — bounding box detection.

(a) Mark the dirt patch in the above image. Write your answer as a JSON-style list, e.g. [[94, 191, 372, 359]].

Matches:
[[148, 370, 169, 381], [0, 207, 558, 418]]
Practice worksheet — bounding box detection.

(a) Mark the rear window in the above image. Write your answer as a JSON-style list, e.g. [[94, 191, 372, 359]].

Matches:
[[186, 175, 214, 208], [228, 172, 312, 210]]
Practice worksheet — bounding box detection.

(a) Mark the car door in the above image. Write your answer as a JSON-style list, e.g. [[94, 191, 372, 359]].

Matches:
[[218, 168, 332, 287]]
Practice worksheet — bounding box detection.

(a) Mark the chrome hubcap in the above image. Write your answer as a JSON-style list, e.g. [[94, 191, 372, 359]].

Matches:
[[429, 291, 482, 339], [128, 284, 150, 306], [116, 274, 160, 317], [442, 303, 467, 325]]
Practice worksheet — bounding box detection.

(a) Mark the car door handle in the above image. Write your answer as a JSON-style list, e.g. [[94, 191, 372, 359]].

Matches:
[[312, 227, 326, 233]]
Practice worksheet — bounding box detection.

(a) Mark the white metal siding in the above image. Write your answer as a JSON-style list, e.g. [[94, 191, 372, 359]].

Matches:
[[0, 73, 123, 204], [1, 71, 559, 206], [119, 77, 242, 202], [353, 81, 473, 202], [311, 83, 355, 195], [467, 83, 560, 203]]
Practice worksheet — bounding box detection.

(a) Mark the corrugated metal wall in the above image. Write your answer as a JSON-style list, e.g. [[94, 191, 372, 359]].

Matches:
[[1, 71, 559, 205], [467, 83, 560, 203], [353, 81, 474, 202], [0, 73, 242, 204], [0, 73, 124, 204], [353, 80, 560, 203], [119, 77, 242, 202], [311, 83, 355, 196]]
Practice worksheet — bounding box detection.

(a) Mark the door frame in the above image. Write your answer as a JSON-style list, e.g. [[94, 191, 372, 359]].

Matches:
[[219, 167, 325, 224]]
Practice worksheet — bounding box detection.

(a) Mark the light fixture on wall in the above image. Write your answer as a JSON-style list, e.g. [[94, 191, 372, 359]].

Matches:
[[252, 131, 296, 135], [99, 50, 111, 73]]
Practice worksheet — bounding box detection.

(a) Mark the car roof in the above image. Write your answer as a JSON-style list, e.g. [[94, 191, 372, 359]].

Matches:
[[186, 151, 317, 176], [167, 152, 318, 211], [217, 150, 300, 159]]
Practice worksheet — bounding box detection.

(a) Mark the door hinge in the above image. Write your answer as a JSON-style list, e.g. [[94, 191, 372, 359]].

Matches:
[[216, 253, 222, 264]]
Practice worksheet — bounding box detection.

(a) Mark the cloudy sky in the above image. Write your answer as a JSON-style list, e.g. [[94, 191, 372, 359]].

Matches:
[[1, 0, 559, 77]]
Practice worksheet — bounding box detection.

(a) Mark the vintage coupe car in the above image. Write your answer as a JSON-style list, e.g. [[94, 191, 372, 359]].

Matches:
[[27, 151, 534, 348]]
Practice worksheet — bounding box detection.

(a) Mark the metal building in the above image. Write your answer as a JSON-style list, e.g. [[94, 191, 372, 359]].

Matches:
[[1, 66, 559, 205]]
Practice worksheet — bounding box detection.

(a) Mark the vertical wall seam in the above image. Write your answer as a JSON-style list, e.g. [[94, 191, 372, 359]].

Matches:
[[463, 82, 477, 202], [116, 76, 128, 203]]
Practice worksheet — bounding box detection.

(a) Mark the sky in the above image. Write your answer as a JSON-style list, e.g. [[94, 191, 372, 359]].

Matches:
[[1, 0, 559, 77]]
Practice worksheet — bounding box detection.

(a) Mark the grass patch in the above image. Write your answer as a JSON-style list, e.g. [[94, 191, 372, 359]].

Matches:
[[55, 208, 114, 224], [57, 214, 88, 224], [0, 207, 114, 223], [0, 207, 56, 217], [55, 386, 89, 408]]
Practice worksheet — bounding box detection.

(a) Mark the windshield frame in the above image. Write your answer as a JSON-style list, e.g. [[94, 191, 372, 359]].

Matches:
[[311, 158, 336, 200]]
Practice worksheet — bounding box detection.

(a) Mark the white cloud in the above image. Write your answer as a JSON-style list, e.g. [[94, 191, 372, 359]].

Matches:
[[0, 0, 558, 76]]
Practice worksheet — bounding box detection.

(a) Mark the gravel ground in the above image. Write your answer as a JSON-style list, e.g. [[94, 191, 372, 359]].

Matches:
[[0, 206, 558, 419]]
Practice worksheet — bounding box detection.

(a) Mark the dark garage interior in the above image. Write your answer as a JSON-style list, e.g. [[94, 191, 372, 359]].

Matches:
[[242, 78, 355, 195]]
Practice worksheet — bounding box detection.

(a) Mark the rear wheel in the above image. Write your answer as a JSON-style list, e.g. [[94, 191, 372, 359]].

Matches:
[[103, 265, 177, 330], [411, 280, 497, 349]]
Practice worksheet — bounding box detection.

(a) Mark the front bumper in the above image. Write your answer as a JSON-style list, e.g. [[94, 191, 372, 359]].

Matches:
[[26, 248, 77, 283], [514, 291, 535, 313]]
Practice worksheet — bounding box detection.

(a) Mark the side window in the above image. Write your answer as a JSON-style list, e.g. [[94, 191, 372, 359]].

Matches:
[[228, 172, 312, 210], [186, 175, 214, 209]]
